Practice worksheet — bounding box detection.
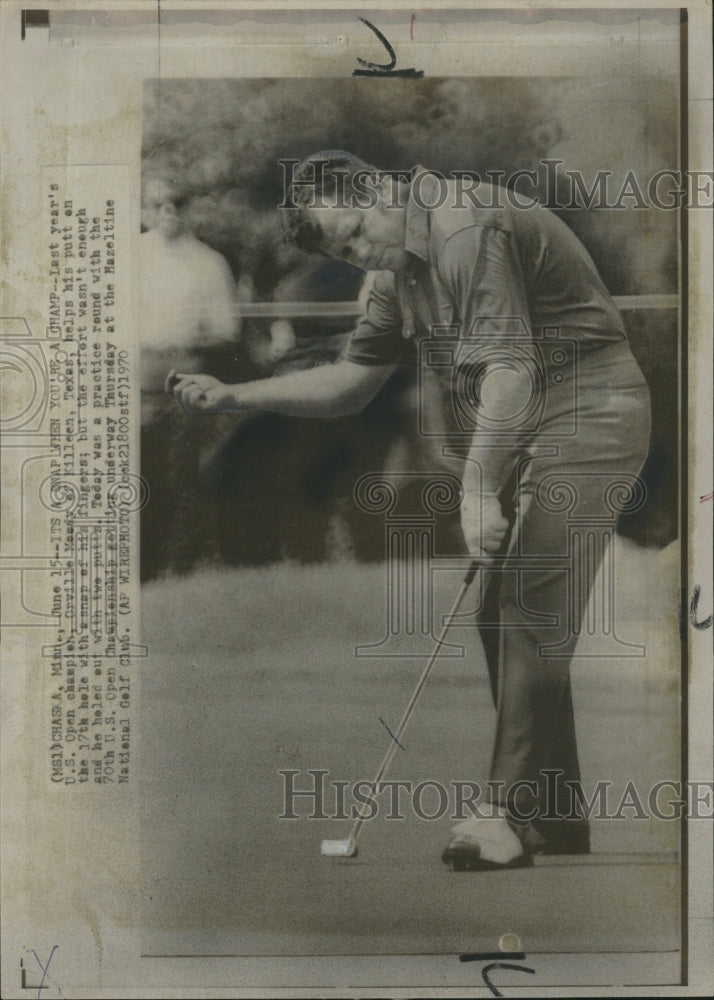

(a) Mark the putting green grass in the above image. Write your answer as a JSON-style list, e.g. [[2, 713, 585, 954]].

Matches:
[[140, 543, 681, 957]]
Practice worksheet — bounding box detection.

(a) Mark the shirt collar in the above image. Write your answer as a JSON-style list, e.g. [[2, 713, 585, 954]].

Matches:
[[404, 164, 434, 264]]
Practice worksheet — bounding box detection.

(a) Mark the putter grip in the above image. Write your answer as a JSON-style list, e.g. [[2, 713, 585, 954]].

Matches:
[[463, 559, 481, 586]]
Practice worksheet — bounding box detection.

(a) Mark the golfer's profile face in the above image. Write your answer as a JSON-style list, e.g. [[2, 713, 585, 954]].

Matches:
[[306, 200, 409, 272]]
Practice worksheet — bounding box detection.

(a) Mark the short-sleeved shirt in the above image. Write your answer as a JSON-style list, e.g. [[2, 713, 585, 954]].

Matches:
[[345, 167, 629, 376]]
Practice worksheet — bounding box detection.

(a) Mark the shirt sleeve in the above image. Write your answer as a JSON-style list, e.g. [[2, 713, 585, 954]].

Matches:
[[436, 225, 533, 368], [344, 270, 407, 366]]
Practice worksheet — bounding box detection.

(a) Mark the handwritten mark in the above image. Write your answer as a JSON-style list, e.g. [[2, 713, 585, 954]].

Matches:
[[459, 952, 535, 997], [27, 945, 58, 999], [480, 962, 536, 997], [678, 584, 713, 639], [410, 13, 416, 40], [460, 951, 526, 962], [379, 716, 406, 750], [700, 491, 713, 502], [353, 17, 424, 78]]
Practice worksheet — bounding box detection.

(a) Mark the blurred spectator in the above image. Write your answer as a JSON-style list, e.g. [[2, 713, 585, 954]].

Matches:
[[139, 177, 239, 417], [139, 176, 242, 579]]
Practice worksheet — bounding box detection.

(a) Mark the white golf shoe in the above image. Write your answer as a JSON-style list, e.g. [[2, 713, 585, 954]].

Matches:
[[441, 812, 534, 871]]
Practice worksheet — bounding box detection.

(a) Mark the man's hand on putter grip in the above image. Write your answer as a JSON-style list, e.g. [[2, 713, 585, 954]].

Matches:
[[166, 370, 237, 413], [460, 491, 509, 564]]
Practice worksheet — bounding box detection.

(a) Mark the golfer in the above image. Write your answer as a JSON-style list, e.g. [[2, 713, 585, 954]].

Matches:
[[167, 151, 651, 870]]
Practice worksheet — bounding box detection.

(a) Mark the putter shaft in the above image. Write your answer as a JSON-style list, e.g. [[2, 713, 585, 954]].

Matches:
[[325, 559, 481, 855]]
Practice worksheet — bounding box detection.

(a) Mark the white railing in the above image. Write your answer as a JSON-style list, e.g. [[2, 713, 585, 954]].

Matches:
[[233, 295, 678, 318]]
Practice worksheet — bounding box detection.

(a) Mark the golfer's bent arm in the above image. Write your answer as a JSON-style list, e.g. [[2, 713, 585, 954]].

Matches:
[[461, 363, 534, 496], [167, 359, 397, 417]]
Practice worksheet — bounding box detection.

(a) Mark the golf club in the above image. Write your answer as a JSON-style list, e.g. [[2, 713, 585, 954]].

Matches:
[[321, 558, 481, 858]]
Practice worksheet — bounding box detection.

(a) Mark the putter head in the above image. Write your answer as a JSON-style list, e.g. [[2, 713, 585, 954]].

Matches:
[[320, 838, 358, 858]]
